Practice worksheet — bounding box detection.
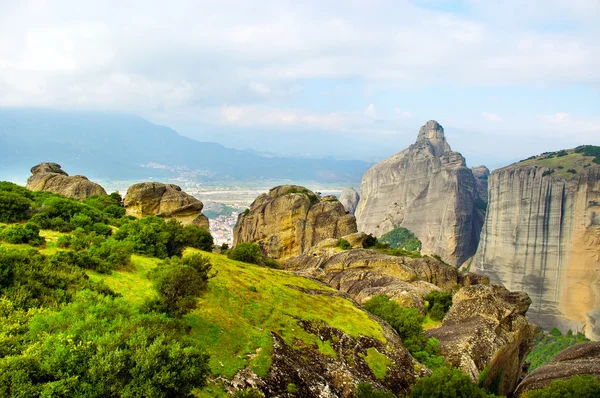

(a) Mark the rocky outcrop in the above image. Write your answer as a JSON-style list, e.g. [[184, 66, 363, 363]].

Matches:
[[284, 249, 487, 311], [472, 155, 600, 338], [26, 162, 107, 200], [514, 342, 600, 396], [233, 185, 357, 260], [355, 120, 484, 266], [472, 165, 490, 203], [427, 285, 538, 396], [339, 187, 360, 215], [123, 182, 209, 229]]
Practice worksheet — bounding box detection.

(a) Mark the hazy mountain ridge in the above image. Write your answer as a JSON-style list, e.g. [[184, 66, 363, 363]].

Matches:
[[0, 109, 370, 183]]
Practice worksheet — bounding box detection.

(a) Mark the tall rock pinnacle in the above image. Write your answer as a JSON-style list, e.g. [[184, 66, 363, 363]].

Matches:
[[355, 120, 484, 266]]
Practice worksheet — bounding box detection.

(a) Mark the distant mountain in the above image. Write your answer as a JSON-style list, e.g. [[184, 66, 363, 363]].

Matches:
[[0, 109, 370, 183]]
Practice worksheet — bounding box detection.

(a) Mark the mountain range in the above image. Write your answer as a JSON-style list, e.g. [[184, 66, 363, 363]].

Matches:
[[0, 108, 370, 183]]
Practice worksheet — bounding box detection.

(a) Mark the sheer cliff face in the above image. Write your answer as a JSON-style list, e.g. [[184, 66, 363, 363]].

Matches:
[[473, 163, 600, 339], [234, 185, 358, 260], [355, 120, 484, 266]]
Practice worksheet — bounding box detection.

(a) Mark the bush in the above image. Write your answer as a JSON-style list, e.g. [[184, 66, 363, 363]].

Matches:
[[0, 191, 32, 223], [379, 226, 422, 251], [411, 367, 494, 397], [364, 295, 445, 370], [338, 238, 352, 250], [148, 254, 213, 317], [234, 388, 263, 398], [526, 329, 588, 371], [228, 243, 264, 265], [355, 382, 395, 397], [0, 291, 210, 397], [525, 375, 600, 398], [363, 234, 378, 248], [0, 223, 45, 246], [183, 225, 214, 251], [113, 216, 177, 258], [424, 291, 453, 321]]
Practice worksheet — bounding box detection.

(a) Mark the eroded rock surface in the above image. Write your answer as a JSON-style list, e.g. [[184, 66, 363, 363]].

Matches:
[[123, 182, 209, 229], [355, 120, 484, 266], [514, 342, 600, 396], [26, 162, 107, 200], [427, 285, 537, 396], [472, 165, 490, 203], [233, 185, 357, 260], [472, 155, 600, 337], [284, 249, 487, 311], [339, 187, 360, 215]]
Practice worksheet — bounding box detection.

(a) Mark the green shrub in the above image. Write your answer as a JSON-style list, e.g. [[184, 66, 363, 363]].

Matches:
[[234, 388, 263, 398], [147, 254, 213, 317], [424, 291, 453, 321], [379, 226, 422, 251], [228, 243, 264, 265], [338, 238, 352, 250], [525, 375, 600, 398], [113, 216, 189, 258], [526, 329, 588, 371], [363, 295, 444, 370], [363, 234, 378, 248], [411, 367, 494, 397], [355, 382, 395, 397], [575, 145, 600, 164], [0, 223, 45, 246], [182, 225, 214, 252], [0, 191, 32, 223]]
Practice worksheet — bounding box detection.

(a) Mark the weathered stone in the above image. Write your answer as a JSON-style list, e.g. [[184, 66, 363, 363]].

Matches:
[[355, 120, 484, 266], [472, 165, 490, 203], [233, 185, 357, 260], [339, 187, 360, 215], [123, 182, 209, 229], [427, 285, 538, 396], [514, 342, 600, 396], [472, 159, 600, 338], [26, 162, 107, 200]]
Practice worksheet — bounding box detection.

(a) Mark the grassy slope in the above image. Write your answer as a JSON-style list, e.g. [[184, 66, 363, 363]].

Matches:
[[512, 150, 597, 179], [88, 248, 389, 396]]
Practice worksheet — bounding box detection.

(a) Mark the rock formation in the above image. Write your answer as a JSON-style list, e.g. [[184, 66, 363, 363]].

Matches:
[[339, 187, 360, 215], [26, 162, 107, 200], [355, 120, 484, 266], [514, 342, 600, 396], [472, 151, 600, 338], [472, 165, 490, 203], [233, 185, 357, 259], [427, 285, 538, 396], [123, 182, 209, 229], [284, 249, 488, 311]]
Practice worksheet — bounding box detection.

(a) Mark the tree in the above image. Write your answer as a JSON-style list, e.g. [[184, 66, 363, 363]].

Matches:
[[411, 367, 494, 398], [228, 243, 264, 265], [355, 382, 395, 398], [424, 291, 453, 321], [149, 255, 212, 317], [525, 375, 600, 398], [0, 191, 32, 223], [183, 225, 214, 252]]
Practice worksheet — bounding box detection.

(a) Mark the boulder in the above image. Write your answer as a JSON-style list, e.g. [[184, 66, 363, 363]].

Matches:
[[426, 285, 538, 396], [339, 187, 360, 214], [514, 342, 600, 396], [26, 162, 107, 200], [355, 120, 484, 266], [233, 185, 357, 259], [123, 182, 209, 229]]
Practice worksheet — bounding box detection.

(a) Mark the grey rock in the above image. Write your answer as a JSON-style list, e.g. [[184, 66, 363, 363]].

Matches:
[[339, 187, 360, 215], [26, 162, 107, 200], [355, 120, 484, 266]]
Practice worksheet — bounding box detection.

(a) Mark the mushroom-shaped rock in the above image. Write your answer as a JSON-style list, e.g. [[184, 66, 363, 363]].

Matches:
[[123, 182, 209, 229], [426, 285, 538, 396], [233, 185, 357, 259], [514, 342, 600, 396], [26, 162, 107, 200]]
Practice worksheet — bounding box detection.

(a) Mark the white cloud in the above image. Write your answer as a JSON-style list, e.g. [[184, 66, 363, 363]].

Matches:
[[219, 105, 349, 129], [482, 112, 503, 122], [364, 104, 376, 117], [395, 109, 411, 118], [540, 112, 571, 124], [248, 81, 271, 96]]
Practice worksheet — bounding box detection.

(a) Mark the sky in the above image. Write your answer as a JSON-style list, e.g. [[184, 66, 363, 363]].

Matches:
[[0, 0, 599, 169]]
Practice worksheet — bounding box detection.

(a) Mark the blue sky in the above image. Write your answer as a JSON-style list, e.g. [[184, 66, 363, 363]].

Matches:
[[0, 0, 598, 169]]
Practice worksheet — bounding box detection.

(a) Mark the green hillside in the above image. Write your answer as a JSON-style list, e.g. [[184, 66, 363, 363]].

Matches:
[[89, 249, 387, 395], [512, 146, 600, 179]]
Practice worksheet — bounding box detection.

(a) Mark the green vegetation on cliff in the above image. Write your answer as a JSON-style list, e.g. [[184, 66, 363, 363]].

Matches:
[[379, 226, 422, 251], [515, 146, 600, 179], [524, 375, 600, 398], [526, 328, 589, 372]]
